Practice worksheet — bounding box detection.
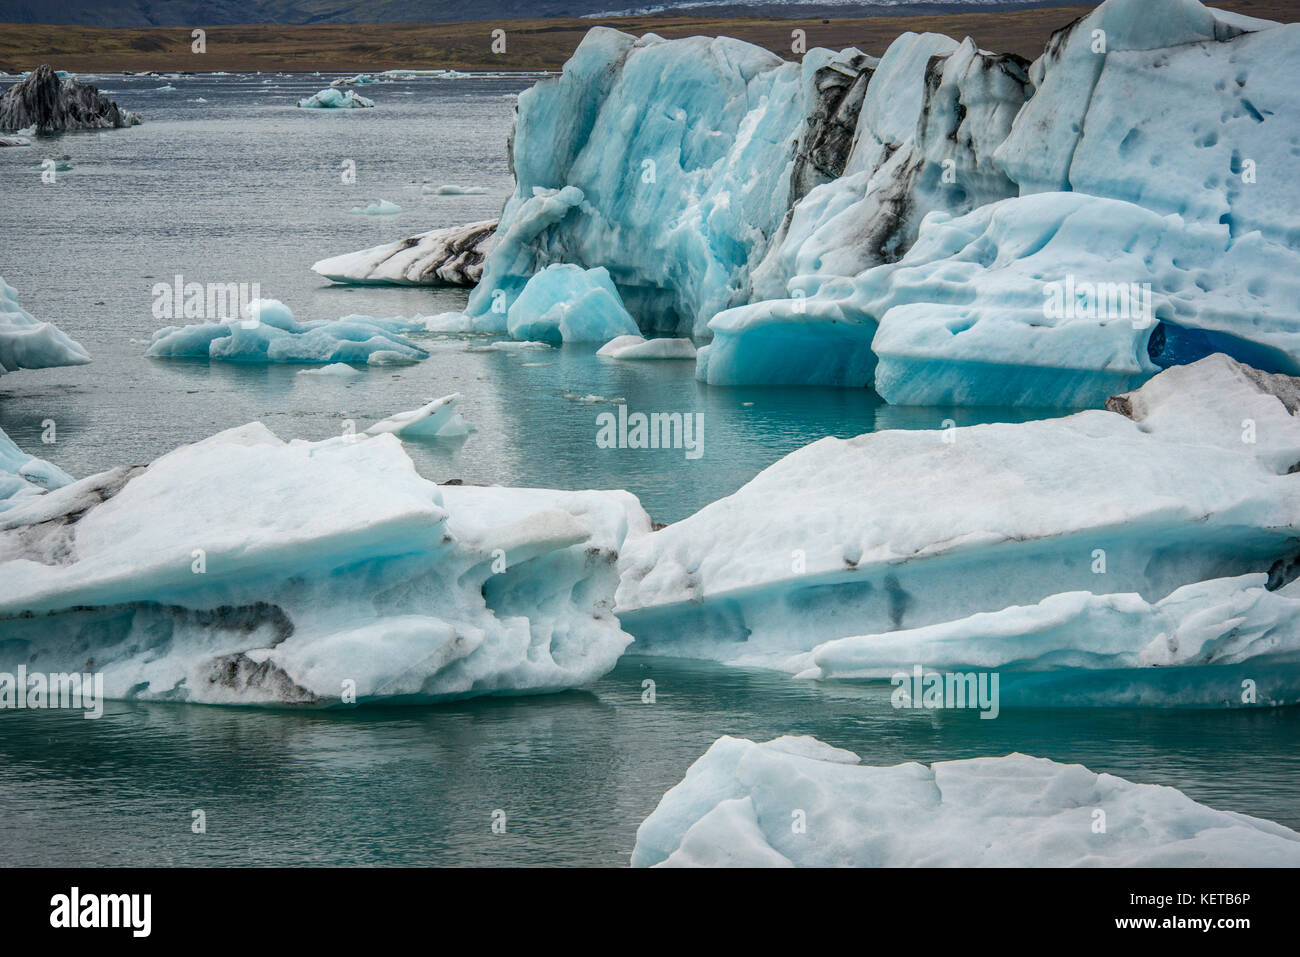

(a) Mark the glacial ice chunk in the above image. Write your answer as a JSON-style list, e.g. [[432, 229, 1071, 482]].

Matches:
[[0, 424, 650, 705], [618, 357, 1300, 668], [505, 264, 640, 344], [312, 220, 495, 287], [146, 299, 429, 365], [0, 425, 73, 512], [467, 30, 867, 336], [791, 573, 1300, 708], [0, 277, 91, 375], [632, 736, 1300, 867], [349, 199, 401, 216], [297, 362, 361, 377], [596, 335, 697, 360], [365, 393, 470, 439], [423, 184, 489, 195], [297, 88, 375, 109]]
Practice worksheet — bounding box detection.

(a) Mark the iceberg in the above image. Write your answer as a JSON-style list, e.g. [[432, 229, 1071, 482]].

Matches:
[[465, 1, 1297, 403], [596, 335, 697, 360], [0, 65, 140, 132], [791, 573, 1300, 708], [349, 199, 401, 216], [616, 356, 1300, 668], [631, 736, 1300, 867], [423, 184, 489, 196], [297, 88, 374, 109], [0, 277, 91, 375], [700, 0, 1300, 398], [0, 423, 650, 706], [146, 299, 429, 365], [365, 393, 470, 439], [702, 190, 1300, 404], [505, 264, 641, 344], [297, 362, 361, 377], [463, 30, 871, 337], [0, 425, 73, 513], [311, 220, 495, 287]]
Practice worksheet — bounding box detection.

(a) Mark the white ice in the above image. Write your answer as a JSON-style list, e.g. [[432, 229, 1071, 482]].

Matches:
[[632, 735, 1300, 867], [0, 423, 650, 705]]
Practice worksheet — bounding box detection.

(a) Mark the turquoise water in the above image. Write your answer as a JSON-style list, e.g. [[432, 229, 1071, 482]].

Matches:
[[2, 73, 1297, 866]]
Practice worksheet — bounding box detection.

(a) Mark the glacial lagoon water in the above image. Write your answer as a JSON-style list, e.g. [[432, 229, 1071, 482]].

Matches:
[[2, 72, 1298, 865]]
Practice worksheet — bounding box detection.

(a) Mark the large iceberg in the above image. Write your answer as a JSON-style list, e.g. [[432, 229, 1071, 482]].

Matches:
[[695, 0, 1300, 400], [461, 30, 873, 337], [0, 423, 650, 706], [0, 65, 140, 132], [616, 356, 1300, 672], [631, 735, 1300, 867], [457, 0, 1299, 404], [312, 220, 496, 287], [146, 299, 429, 365], [0, 277, 91, 376]]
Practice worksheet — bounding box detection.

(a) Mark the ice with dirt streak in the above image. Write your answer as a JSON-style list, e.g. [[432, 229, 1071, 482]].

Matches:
[[0, 423, 650, 706]]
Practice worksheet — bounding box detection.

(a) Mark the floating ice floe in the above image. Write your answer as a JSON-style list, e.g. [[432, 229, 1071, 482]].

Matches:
[[423, 184, 490, 195], [349, 199, 402, 216], [631, 736, 1300, 867], [616, 355, 1300, 684], [506, 264, 641, 344], [0, 65, 140, 132], [0, 277, 91, 375], [464, 340, 553, 353], [146, 299, 428, 365], [791, 574, 1300, 707], [330, 73, 376, 88], [297, 88, 375, 109], [597, 335, 697, 360], [297, 362, 361, 377], [312, 220, 495, 287], [0, 425, 73, 513], [365, 393, 470, 439], [0, 423, 650, 705]]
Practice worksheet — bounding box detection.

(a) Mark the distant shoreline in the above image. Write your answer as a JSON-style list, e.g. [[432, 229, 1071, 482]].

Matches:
[[1, 1, 1293, 73]]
